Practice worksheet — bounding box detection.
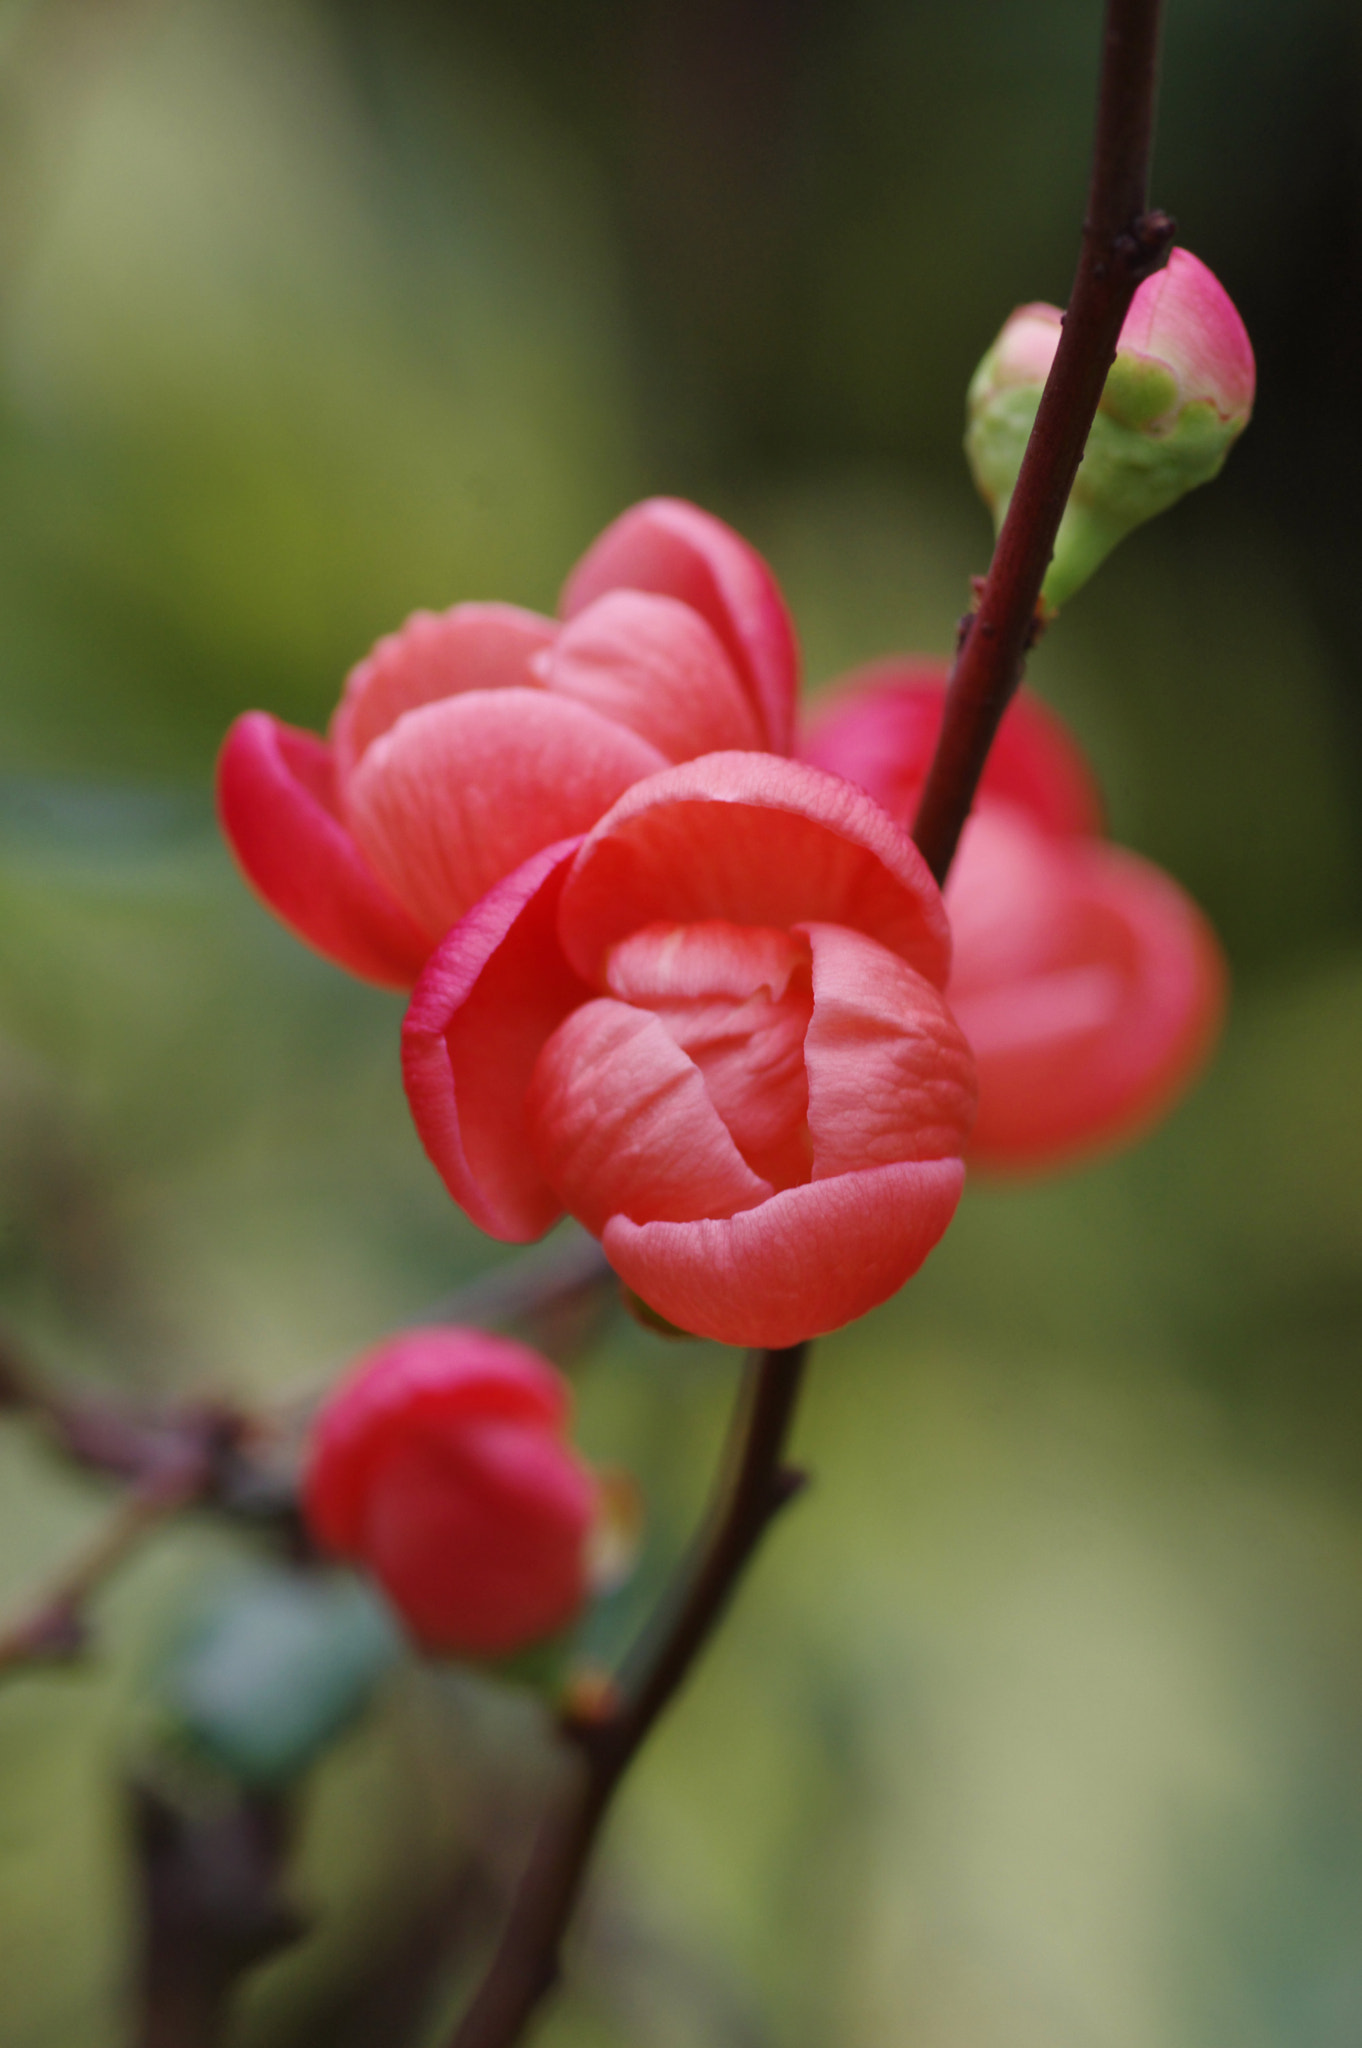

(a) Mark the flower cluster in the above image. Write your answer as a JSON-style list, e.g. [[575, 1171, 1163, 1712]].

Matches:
[[228, 415, 1241, 1649], [221, 486, 1231, 1338]]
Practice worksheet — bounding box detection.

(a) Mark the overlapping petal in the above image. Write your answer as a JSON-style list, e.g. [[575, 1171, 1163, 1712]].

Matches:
[[346, 690, 666, 941], [541, 590, 765, 760], [603, 1159, 966, 1349], [556, 754, 951, 989], [217, 711, 429, 988], [331, 602, 557, 783], [800, 923, 976, 1178], [221, 499, 802, 987], [527, 998, 774, 1236], [402, 840, 589, 1241], [560, 497, 799, 752]]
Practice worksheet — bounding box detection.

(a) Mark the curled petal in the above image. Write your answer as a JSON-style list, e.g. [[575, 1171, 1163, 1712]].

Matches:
[[960, 841, 1227, 1170], [558, 753, 951, 989], [527, 998, 773, 1236], [347, 689, 668, 942], [402, 840, 589, 1241], [542, 590, 765, 760], [800, 664, 1102, 840], [800, 923, 976, 1178], [603, 1158, 966, 1348], [606, 920, 808, 1005], [607, 923, 814, 1190], [216, 712, 429, 988], [305, 1326, 571, 1556], [332, 603, 556, 783], [560, 497, 799, 752]]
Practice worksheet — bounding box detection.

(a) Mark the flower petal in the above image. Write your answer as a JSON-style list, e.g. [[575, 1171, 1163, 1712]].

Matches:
[[346, 688, 668, 941], [332, 603, 557, 784], [560, 497, 799, 752], [557, 753, 951, 989], [402, 840, 590, 1241], [304, 1326, 572, 1555], [542, 589, 765, 760], [1120, 250, 1255, 422], [800, 922, 976, 1178], [216, 712, 429, 988], [603, 1158, 966, 1348], [962, 841, 1226, 1170], [527, 998, 773, 1236], [945, 803, 1091, 993], [606, 922, 813, 1190], [800, 663, 1103, 840], [363, 1420, 595, 1656]]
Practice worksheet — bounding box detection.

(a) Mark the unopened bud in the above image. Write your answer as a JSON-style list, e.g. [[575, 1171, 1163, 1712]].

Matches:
[[966, 250, 1255, 608]]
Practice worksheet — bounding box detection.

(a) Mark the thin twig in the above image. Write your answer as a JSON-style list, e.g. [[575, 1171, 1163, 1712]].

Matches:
[[0, 1467, 211, 1678], [446, 1344, 808, 2048], [911, 0, 1173, 883]]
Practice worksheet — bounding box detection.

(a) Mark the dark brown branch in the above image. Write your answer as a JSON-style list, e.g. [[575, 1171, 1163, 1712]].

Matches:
[[911, 0, 1173, 883], [132, 1781, 302, 2048], [445, 1343, 808, 2048]]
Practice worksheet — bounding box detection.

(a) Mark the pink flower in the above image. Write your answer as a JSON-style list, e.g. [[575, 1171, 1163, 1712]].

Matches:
[[217, 499, 799, 987], [801, 663, 1226, 1171], [304, 1326, 598, 1657], [403, 755, 977, 1349]]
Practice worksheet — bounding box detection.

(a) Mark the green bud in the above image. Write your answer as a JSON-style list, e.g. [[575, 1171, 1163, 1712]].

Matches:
[[965, 251, 1255, 609]]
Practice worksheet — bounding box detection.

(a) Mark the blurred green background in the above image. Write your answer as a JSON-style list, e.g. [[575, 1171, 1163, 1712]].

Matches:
[[0, 0, 1360, 2042]]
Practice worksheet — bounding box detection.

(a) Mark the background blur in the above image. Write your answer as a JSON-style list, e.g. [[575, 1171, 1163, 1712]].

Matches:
[[0, 1, 1360, 2042]]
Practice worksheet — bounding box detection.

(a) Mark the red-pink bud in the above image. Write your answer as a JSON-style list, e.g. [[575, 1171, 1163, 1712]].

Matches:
[[303, 1328, 598, 1658]]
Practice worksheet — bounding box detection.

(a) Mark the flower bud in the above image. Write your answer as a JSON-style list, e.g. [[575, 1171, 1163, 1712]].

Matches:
[[966, 250, 1255, 607], [303, 1328, 599, 1659]]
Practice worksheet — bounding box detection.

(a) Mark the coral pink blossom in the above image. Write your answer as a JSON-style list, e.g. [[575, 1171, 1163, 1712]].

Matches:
[[403, 755, 977, 1348], [304, 1327, 598, 1657], [801, 663, 1226, 1171], [217, 500, 798, 987]]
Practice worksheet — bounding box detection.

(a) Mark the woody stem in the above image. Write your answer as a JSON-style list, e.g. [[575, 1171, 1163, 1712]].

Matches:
[[911, 0, 1172, 884]]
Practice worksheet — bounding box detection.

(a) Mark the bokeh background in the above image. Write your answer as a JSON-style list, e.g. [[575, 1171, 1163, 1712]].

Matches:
[[1, 0, 1360, 2042]]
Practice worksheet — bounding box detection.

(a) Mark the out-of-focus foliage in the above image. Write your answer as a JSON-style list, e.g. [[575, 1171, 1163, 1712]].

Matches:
[[0, 1, 1359, 2044]]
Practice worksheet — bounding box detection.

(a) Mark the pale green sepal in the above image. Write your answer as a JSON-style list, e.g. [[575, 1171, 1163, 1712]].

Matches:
[[1099, 352, 1179, 431]]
